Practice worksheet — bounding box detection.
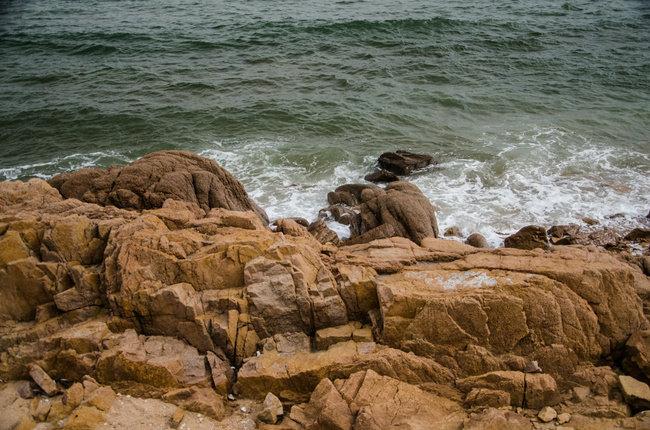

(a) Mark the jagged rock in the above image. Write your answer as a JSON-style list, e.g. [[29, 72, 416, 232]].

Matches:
[[623, 330, 650, 381], [274, 218, 310, 237], [49, 150, 268, 222], [307, 218, 340, 245], [293, 370, 463, 430], [96, 330, 211, 393], [377, 151, 434, 175], [464, 408, 533, 430], [161, 386, 225, 420], [63, 405, 106, 429], [464, 388, 511, 408], [504, 225, 549, 250], [465, 233, 488, 248], [334, 264, 378, 320], [538, 406, 557, 422], [548, 224, 581, 245], [63, 383, 84, 409], [619, 375, 650, 413], [28, 364, 58, 396], [236, 341, 453, 402], [457, 371, 558, 409], [244, 255, 347, 338], [258, 392, 283, 424], [364, 169, 399, 183]]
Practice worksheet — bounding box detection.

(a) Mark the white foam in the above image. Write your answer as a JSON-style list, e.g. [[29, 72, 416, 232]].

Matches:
[[0, 150, 132, 181]]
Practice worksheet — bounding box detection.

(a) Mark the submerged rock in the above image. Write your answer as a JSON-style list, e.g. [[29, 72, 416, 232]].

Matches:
[[364, 169, 399, 183]]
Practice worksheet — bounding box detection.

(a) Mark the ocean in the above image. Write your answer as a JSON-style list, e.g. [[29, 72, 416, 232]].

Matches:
[[1, 0, 649, 243]]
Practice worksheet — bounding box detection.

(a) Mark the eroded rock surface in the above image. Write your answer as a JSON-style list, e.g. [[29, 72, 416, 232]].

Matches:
[[1, 151, 649, 429]]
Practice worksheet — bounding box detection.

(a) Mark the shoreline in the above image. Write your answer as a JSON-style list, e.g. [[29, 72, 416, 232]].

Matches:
[[0, 150, 649, 429]]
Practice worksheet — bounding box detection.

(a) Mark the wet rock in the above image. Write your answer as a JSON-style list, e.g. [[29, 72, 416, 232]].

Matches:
[[465, 232, 488, 248], [49, 150, 268, 222], [364, 169, 400, 183], [547, 224, 581, 245], [504, 225, 549, 250], [257, 392, 283, 424], [626, 228, 650, 242], [28, 364, 58, 396], [444, 226, 462, 237], [327, 184, 378, 207], [582, 217, 599, 225], [307, 218, 340, 245], [619, 375, 650, 413], [377, 150, 434, 175], [351, 181, 439, 245]]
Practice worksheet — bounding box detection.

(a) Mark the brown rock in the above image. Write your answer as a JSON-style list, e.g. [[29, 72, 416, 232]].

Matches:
[[63, 383, 84, 409], [619, 374, 650, 413], [63, 405, 106, 430], [161, 386, 226, 420], [626, 228, 650, 242], [351, 181, 439, 246], [504, 225, 549, 250], [444, 226, 462, 237], [464, 388, 511, 408], [466, 233, 489, 248], [464, 408, 533, 430], [377, 151, 434, 175], [364, 169, 399, 183], [49, 150, 268, 222], [85, 386, 116, 411], [624, 330, 650, 381], [290, 378, 353, 430], [307, 218, 340, 245], [28, 364, 58, 396], [258, 392, 284, 424]]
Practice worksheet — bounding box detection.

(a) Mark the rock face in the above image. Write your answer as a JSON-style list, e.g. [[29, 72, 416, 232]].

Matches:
[[48, 150, 268, 222], [377, 150, 434, 175], [1, 150, 649, 429]]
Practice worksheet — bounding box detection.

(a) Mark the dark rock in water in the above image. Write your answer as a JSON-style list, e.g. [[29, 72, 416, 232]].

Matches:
[[364, 169, 399, 183], [351, 181, 439, 246], [288, 217, 309, 227], [465, 233, 488, 248], [308, 218, 340, 245], [377, 150, 434, 175], [625, 228, 650, 242], [444, 226, 462, 237], [647, 210, 650, 218], [582, 216, 599, 226], [327, 204, 358, 227], [327, 184, 379, 207], [586, 228, 622, 249], [504, 225, 549, 250], [49, 150, 269, 223], [547, 224, 581, 245]]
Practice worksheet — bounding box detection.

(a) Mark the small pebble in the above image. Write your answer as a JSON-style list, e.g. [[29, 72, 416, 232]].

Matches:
[[227, 394, 235, 401]]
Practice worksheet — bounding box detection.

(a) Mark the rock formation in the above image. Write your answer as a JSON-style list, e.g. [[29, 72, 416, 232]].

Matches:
[[1, 151, 649, 429]]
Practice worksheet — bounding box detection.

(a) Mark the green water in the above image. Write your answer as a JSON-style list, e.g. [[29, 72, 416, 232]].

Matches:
[[1, 0, 649, 242]]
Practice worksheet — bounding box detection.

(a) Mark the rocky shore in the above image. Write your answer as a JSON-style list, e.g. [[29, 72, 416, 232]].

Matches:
[[1, 150, 649, 430]]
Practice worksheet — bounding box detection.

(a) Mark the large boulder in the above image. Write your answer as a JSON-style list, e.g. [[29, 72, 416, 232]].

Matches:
[[376, 245, 646, 377], [504, 225, 549, 250], [49, 150, 268, 222], [350, 181, 439, 246]]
